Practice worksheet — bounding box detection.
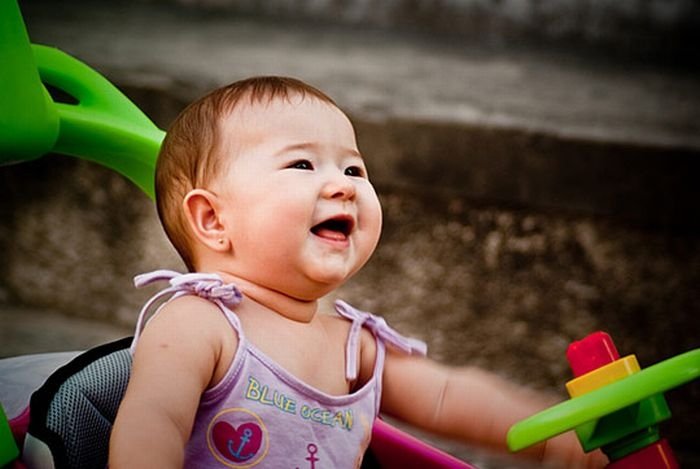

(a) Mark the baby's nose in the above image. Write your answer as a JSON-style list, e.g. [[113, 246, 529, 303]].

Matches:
[[323, 173, 356, 200]]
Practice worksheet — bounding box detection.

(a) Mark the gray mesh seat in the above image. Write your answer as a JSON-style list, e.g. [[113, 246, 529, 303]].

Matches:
[[26, 337, 133, 469]]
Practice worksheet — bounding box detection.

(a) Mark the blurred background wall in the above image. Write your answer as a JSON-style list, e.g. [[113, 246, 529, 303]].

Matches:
[[1, 0, 699, 466], [167, 0, 700, 61]]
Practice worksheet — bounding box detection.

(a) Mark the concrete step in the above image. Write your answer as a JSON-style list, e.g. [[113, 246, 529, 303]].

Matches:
[[20, 1, 700, 230]]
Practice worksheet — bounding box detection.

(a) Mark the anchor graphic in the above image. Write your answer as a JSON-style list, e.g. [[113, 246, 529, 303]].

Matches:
[[227, 428, 256, 461], [295, 443, 319, 469], [211, 413, 264, 464]]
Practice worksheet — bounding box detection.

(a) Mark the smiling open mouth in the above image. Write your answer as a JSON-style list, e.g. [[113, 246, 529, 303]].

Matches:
[[311, 216, 354, 241]]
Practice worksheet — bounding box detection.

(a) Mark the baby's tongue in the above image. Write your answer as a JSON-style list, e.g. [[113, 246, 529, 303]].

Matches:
[[314, 227, 347, 241]]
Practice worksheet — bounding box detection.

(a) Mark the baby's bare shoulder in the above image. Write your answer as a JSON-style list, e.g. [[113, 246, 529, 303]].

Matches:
[[143, 294, 235, 345], [138, 295, 239, 383]]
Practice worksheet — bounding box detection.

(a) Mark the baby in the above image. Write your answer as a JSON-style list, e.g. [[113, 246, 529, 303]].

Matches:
[[109, 76, 605, 468]]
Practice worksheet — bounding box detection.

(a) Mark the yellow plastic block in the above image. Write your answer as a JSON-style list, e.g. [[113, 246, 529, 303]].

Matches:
[[566, 355, 640, 398]]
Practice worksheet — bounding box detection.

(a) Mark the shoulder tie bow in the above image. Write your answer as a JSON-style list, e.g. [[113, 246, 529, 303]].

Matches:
[[130, 269, 243, 354], [335, 300, 427, 381]]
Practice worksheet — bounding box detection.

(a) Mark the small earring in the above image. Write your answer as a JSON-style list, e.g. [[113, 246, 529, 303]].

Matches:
[[218, 239, 225, 245]]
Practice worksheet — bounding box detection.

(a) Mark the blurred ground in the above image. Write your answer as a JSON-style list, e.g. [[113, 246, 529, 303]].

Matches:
[[0, 306, 132, 358]]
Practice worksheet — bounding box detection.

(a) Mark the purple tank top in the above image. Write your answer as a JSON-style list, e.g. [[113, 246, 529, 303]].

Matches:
[[131, 270, 427, 469]]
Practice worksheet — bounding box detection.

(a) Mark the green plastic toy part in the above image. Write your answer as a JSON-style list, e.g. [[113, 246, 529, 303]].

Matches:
[[0, 403, 19, 467], [506, 349, 700, 453], [0, 0, 164, 199], [0, 0, 59, 163], [33, 45, 165, 198]]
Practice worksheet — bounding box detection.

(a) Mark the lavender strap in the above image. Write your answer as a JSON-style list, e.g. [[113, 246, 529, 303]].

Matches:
[[130, 269, 243, 354], [335, 300, 427, 381]]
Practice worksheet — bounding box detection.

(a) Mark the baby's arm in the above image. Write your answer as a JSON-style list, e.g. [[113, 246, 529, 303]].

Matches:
[[380, 350, 607, 468], [109, 296, 235, 468]]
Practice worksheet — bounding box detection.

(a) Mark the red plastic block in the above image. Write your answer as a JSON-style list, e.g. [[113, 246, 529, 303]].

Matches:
[[567, 331, 620, 378], [606, 439, 678, 469]]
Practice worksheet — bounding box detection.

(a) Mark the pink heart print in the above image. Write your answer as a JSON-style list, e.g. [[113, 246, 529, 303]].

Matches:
[[212, 421, 263, 463]]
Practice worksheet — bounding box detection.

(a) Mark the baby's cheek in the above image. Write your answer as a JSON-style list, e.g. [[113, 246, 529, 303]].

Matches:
[[358, 206, 383, 260], [361, 194, 383, 235]]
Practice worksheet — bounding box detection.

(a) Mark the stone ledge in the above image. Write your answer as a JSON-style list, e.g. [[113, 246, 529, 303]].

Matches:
[[21, 2, 700, 230]]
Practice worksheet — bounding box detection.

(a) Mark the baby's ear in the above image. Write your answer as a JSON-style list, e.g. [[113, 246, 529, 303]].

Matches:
[[183, 189, 231, 252]]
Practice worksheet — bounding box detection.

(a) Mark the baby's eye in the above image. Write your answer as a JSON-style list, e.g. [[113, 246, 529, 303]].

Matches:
[[344, 166, 365, 177], [288, 159, 314, 170]]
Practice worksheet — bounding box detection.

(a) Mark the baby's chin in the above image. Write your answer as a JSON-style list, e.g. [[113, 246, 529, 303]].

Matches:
[[300, 265, 357, 296]]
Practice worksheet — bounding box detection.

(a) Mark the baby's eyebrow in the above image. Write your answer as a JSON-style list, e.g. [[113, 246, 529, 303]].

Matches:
[[348, 148, 364, 160], [277, 142, 363, 159], [276, 142, 317, 155]]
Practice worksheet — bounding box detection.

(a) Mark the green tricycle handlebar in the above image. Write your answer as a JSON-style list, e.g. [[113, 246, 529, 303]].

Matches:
[[507, 348, 700, 451], [0, 0, 164, 199]]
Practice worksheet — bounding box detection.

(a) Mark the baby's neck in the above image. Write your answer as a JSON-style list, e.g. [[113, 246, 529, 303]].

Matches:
[[216, 272, 318, 323]]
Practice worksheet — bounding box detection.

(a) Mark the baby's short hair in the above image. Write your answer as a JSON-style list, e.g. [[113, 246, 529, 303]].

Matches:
[[156, 76, 337, 271]]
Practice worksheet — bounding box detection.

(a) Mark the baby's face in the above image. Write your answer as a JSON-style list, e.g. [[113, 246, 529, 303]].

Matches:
[[211, 95, 382, 300]]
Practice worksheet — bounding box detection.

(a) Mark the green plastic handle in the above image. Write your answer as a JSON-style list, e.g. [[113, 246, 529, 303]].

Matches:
[[34, 45, 164, 198], [507, 349, 700, 452], [0, 0, 59, 162], [1, 0, 164, 199]]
